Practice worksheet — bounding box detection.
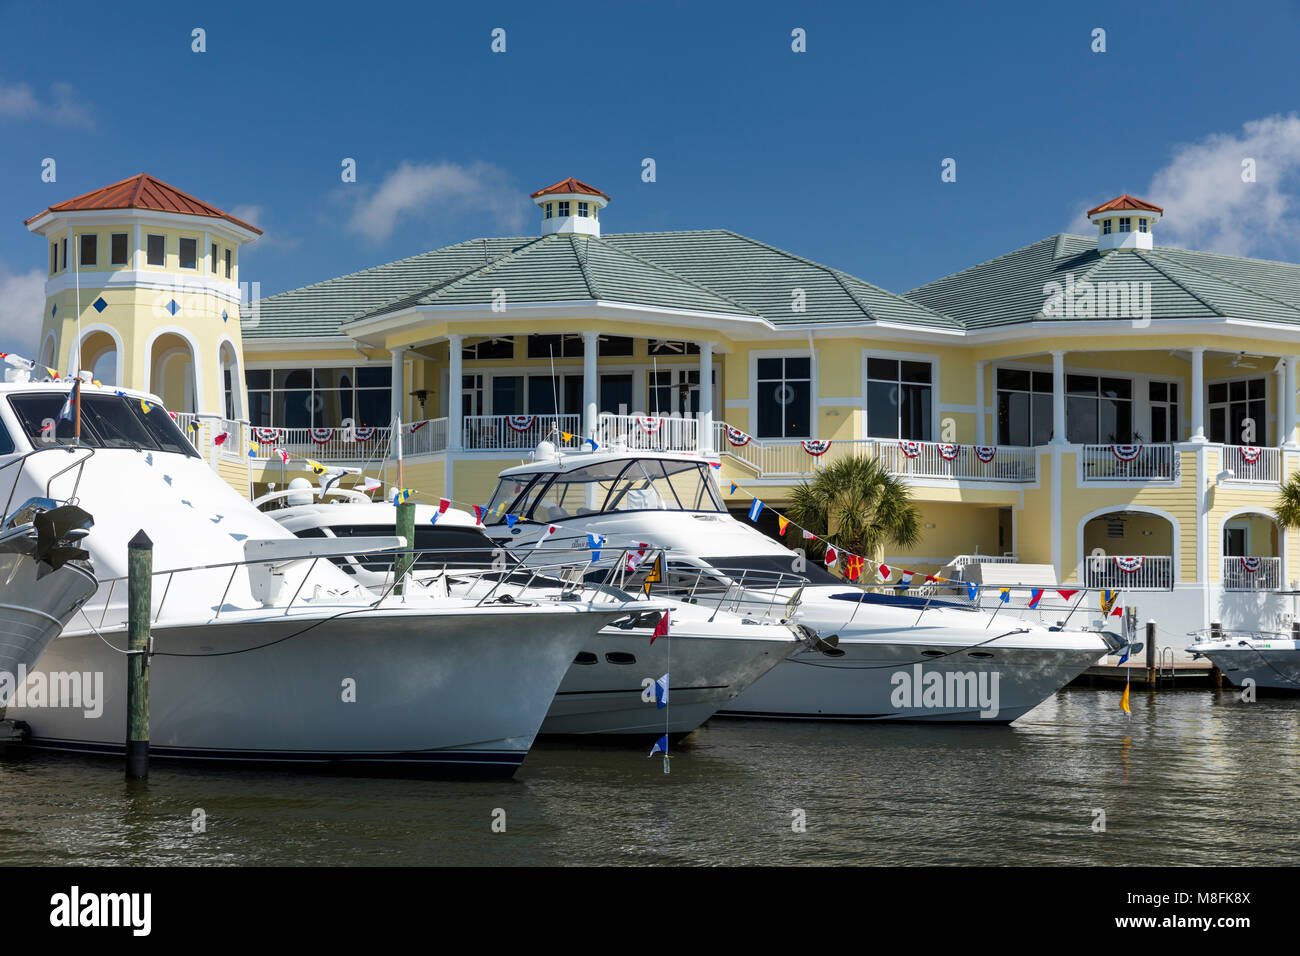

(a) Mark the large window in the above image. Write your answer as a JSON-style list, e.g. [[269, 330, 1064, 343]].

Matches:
[[1066, 375, 1132, 444], [462, 336, 515, 360], [146, 234, 165, 266], [1149, 381, 1180, 443], [245, 366, 392, 428], [526, 334, 583, 359], [1209, 377, 1267, 445], [866, 357, 932, 440], [997, 368, 1054, 446], [179, 237, 198, 270], [756, 356, 811, 438], [79, 234, 97, 267], [111, 233, 129, 265]]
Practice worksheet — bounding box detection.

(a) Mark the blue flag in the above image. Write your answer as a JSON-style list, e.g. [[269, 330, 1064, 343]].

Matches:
[[587, 532, 604, 561], [653, 673, 669, 710], [966, 581, 979, 601], [649, 734, 668, 757], [584, 437, 599, 451], [506, 513, 518, 530], [58, 378, 80, 422], [748, 498, 763, 522]]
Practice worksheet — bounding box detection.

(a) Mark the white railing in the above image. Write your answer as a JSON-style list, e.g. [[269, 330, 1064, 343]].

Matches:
[[1080, 444, 1178, 481], [1221, 556, 1282, 591], [1082, 555, 1174, 591], [597, 413, 698, 451], [1221, 445, 1282, 484], [462, 414, 582, 451], [243, 425, 391, 463], [947, 554, 1019, 570], [402, 418, 448, 456], [715, 425, 1036, 481], [171, 412, 199, 448], [217, 419, 245, 461]]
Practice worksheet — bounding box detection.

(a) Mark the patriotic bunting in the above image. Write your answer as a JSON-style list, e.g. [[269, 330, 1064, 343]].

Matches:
[[724, 425, 752, 447], [505, 415, 536, 432], [1111, 444, 1142, 462], [1239, 446, 1262, 463], [938, 443, 959, 461], [1241, 556, 1261, 573], [801, 439, 832, 457], [309, 427, 334, 444], [899, 440, 922, 459], [637, 416, 664, 434], [1114, 556, 1145, 573]]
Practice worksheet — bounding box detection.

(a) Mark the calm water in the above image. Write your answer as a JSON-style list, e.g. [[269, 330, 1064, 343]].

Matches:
[[1, 687, 1297, 866]]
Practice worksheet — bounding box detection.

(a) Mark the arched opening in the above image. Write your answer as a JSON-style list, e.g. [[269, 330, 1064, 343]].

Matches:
[[40, 333, 57, 372], [1081, 509, 1175, 590], [149, 332, 197, 415], [81, 330, 118, 386], [1220, 510, 1282, 591], [219, 340, 243, 421]]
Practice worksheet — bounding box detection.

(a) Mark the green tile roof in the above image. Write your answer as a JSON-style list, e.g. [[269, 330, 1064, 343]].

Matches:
[[245, 229, 954, 340], [906, 234, 1300, 329]]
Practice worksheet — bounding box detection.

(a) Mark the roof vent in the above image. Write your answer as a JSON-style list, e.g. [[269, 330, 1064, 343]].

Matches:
[[530, 178, 609, 238], [1086, 194, 1162, 253]]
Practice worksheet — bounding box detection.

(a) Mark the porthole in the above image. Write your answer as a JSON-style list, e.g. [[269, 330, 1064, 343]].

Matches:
[[573, 652, 598, 665], [605, 652, 637, 665], [968, 651, 995, 659], [921, 650, 945, 657]]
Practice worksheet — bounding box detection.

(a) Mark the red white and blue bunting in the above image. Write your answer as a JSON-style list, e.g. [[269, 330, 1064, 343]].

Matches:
[[1114, 555, 1145, 573], [505, 415, 537, 432], [1240, 556, 1261, 573], [1239, 446, 1262, 463], [724, 425, 752, 447], [1111, 444, 1142, 462], [801, 439, 832, 456]]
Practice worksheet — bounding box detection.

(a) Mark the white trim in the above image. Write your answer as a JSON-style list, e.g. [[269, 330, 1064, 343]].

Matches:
[[71, 323, 125, 387], [1075, 503, 1182, 585], [39, 330, 58, 370], [141, 325, 206, 415], [217, 335, 244, 420], [43, 269, 242, 304], [748, 348, 816, 440], [26, 208, 259, 245], [861, 347, 941, 441]]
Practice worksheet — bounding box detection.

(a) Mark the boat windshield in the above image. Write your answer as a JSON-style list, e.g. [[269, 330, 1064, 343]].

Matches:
[[300, 523, 512, 571], [485, 458, 725, 524], [7, 392, 200, 457]]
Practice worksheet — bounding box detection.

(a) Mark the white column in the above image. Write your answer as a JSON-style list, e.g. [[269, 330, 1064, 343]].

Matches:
[[448, 334, 463, 452], [1190, 347, 1206, 441], [390, 348, 406, 426], [1285, 356, 1298, 448], [975, 361, 986, 445], [1276, 362, 1285, 446], [1050, 351, 1067, 445], [699, 342, 714, 453], [582, 330, 598, 440]]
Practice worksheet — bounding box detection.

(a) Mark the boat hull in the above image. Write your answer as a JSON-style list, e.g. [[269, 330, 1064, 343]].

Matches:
[[1193, 641, 1300, 693], [0, 554, 96, 687], [8, 604, 617, 776]]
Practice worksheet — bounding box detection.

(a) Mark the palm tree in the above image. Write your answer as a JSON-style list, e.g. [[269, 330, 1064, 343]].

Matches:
[[1276, 472, 1300, 529], [785, 455, 921, 570]]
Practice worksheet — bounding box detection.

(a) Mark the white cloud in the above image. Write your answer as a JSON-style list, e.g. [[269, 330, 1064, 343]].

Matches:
[[344, 161, 529, 242], [0, 80, 92, 127], [0, 264, 48, 357], [1147, 114, 1300, 257]]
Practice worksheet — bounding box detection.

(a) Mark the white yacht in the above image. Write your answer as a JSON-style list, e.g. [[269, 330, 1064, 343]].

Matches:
[[0, 381, 639, 775], [0, 485, 98, 683], [259, 481, 799, 737], [1188, 631, 1300, 692], [482, 448, 1130, 723]]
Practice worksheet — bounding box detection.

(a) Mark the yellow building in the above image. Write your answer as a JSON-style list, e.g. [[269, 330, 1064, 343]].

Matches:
[[25, 178, 1300, 636]]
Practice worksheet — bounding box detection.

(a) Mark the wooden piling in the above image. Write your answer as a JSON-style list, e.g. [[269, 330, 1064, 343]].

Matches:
[[394, 501, 415, 596], [1145, 620, 1157, 688], [126, 530, 152, 780]]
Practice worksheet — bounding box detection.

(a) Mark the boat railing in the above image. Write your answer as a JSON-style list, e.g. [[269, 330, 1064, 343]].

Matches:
[[1188, 626, 1298, 645], [0, 444, 97, 518], [657, 560, 811, 621]]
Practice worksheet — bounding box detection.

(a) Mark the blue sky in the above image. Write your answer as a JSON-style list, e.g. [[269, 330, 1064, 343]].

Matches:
[[4, 0, 1300, 350]]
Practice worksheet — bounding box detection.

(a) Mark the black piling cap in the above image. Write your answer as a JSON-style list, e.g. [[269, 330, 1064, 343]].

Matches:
[[128, 530, 153, 551]]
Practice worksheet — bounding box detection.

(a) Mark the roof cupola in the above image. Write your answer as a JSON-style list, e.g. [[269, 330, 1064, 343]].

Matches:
[[1086, 194, 1163, 253], [530, 178, 609, 237]]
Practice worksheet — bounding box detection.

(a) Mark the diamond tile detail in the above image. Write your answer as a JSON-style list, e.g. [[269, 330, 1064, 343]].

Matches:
[[92, 296, 108, 313], [222, 309, 229, 323], [167, 299, 179, 316]]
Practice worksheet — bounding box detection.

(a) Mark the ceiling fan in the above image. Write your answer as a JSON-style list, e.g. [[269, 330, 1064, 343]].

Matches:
[[1229, 351, 1260, 369]]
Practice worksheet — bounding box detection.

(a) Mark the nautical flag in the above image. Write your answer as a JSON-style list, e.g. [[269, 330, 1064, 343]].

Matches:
[[729, 482, 738, 494], [274, 448, 290, 464], [58, 378, 80, 422], [0, 352, 36, 370], [643, 553, 663, 594], [306, 459, 328, 476], [584, 437, 599, 451], [362, 477, 382, 493], [494, 502, 507, 515], [897, 570, 914, 590], [1101, 589, 1119, 617], [438, 497, 451, 514], [505, 513, 519, 530], [247, 442, 258, 458], [824, 546, 839, 568], [534, 523, 559, 547], [653, 673, 669, 710], [1117, 646, 1131, 665], [1057, 589, 1080, 601], [392, 487, 414, 505], [709, 461, 721, 471], [587, 532, 604, 561], [845, 554, 864, 581], [649, 734, 669, 757], [999, 588, 1011, 603], [748, 498, 763, 522], [878, 562, 891, 581], [140, 399, 154, 414], [802, 530, 817, 541], [966, 581, 979, 601], [472, 505, 485, 526], [777, 515, 789, 536], [1110, 603, 1124, 618], [650, 610, 670, 644], [1120, 680, 1131, 716], [561, 431, 574, 441], [626, 544, 650, 571], [1027, 588, 1044, 609], [209, 430, 228, 447]]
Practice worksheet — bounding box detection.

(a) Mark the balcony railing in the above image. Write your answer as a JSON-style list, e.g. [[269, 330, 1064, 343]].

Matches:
[[239, 425, 392, 463], [1082, 554, 1174, 591], [462, 414, 582, 451], [1221, 556, 1282, 591], [1221, 445, 1282, 484], [1080, 444, 1179, 481], [597, 413, 698, 452], [402, 418, 449, 456]]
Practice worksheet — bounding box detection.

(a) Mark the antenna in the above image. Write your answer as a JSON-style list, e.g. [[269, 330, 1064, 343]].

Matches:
[[549, 344, 562, 459], [652, 355, 660, 416]]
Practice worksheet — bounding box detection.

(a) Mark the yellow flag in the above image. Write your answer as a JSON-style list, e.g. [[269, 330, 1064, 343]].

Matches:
[[642, 554, 663, 595], [140, 399, 153, 414], [1120, 679, 1131, 715], [777, 515, 789, 536], [305, 459, 328, 476], [561, 431, 574, 441]]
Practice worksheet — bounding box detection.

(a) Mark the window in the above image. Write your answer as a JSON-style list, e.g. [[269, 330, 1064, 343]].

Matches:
[[1208, 377, 1267, 445], [545, 202, 554, 219], [111, 233, 129, 265], [578, 201, 589, 217], [755, 356, 811, 438], [1118, 217, 1132, 233], [50, 243, 57, 275], [1149, 381, 1180, 443], [61, 238, 67, 269], [462, 374, 485, 416], [79, 234, 97, 267], [1223, 526, 1247, 557], [996, 368, 1054, 446], [600, 373, 632, 414], [179, 238, 197, 269], [1066, 374, 1132, 443], [866, 357, 932, 440], [557, 201, 570, 217], [146, 234, 165, 266], [491, 376, 522, 415], [6, 393, 198, 457], [1138, 218, 1148, 234], [244, 366, 392, 428], [1102, 219, 1112, 236], [0, 418, 12, 456], [462, 336, 515, 360], [224, 248, 232, 278], [526, 334, 583, 359], [597, 335, 634, 357], [504, 459, 725, 524], [210, 242, 218, 273]]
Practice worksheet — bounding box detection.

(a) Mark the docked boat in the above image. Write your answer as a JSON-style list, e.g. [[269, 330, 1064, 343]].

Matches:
[[481, 448, 1130, 723], [258, 480, 799, 737], [0, 381, 640, 775], [1188, 631, 1300, 692]]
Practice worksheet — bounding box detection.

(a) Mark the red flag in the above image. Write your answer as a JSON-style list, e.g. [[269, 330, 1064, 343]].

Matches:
[[650, 611, 670, 644], [472, 505, 484, 525], [438, 497, 450, 514], [878, 563, 891, 580], [824, 546, 839, 567], [1057, 589, 1080, 600], [1110, 604, 1123, 617]]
